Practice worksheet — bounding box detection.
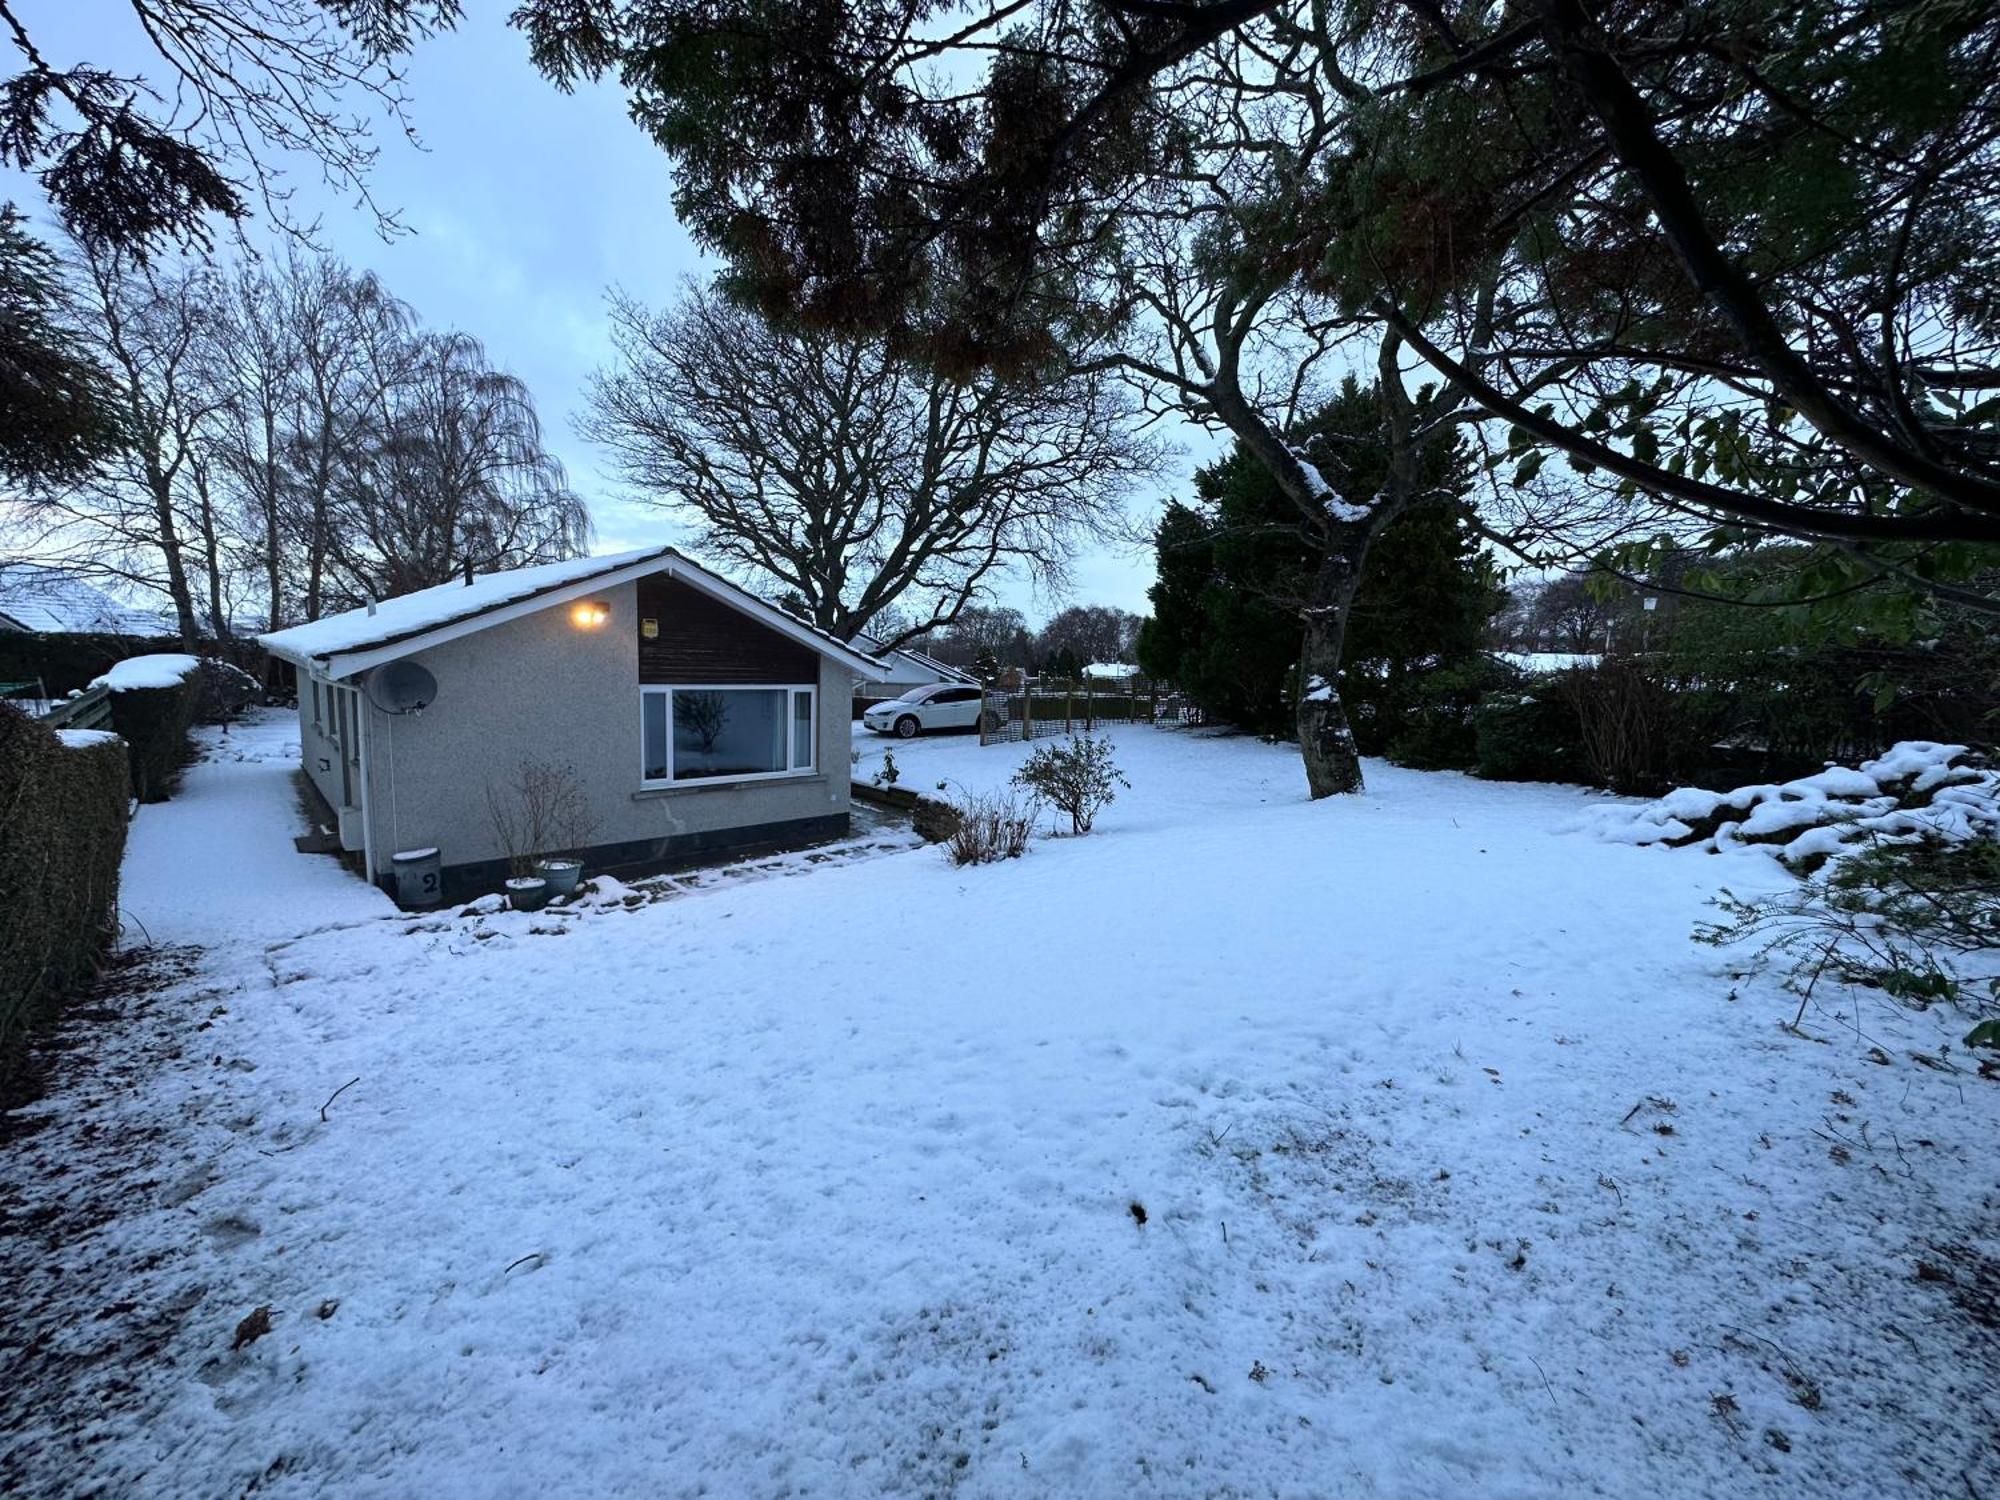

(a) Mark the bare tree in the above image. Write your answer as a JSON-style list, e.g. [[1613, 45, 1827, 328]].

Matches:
[[323, 329, 589, 604], [1035, 605, 1142, 668], [583, 283, 1156, 650], [5, 244, 586, 635], [9, 243, 227, 643]]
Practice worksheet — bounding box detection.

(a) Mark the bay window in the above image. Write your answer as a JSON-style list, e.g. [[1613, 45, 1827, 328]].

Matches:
[[641, 685, 816, 785]]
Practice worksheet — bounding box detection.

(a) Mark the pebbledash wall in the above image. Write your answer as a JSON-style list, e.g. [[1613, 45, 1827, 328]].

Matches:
[[296, 575, 855, 900]]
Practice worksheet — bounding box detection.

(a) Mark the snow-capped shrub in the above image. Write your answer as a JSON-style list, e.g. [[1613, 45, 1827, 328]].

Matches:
[[0, 703, 129, 1065], [1588, 742, 1996, 873], [945, 790, 1033, 866], [1012, 734, 1128, 835], [94, 658, 202, 802]]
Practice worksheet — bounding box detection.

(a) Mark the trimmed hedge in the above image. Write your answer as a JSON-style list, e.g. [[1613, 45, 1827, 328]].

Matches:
[[0, 630, 188, 697], [105, 668, 202, 803], [0, 704, 130, 1061]]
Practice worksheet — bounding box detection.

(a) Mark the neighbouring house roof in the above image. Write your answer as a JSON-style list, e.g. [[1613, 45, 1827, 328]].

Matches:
[[0, 563, 176, 636], [853, 634, 979, 686], [258, 548, 893, 682], [1083, 661, 1141, 679], [1496, 651, 1602, 674]]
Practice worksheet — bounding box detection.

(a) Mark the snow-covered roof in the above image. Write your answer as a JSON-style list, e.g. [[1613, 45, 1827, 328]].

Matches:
[[92, 653, 202, 692], [259, 548, 892, 682], [854, 634, 978, 685], [0, 564, 175, 636], [1084, 661, 1140, 679], [1498, 651, 1602, 674]]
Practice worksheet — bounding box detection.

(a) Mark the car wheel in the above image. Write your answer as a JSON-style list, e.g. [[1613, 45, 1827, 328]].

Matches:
[[895, 715, 920, 739]]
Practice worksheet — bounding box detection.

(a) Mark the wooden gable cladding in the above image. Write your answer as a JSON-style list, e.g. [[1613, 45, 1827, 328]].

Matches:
[[635, 573, 818, 685]]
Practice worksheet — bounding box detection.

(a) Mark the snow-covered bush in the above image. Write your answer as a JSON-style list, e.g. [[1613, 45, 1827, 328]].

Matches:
[[1605, 742, 2000, 1043], [92, 654, 202, 802], [1698, 839, 1999, 1044], [944, 790, 1033, 866], [1012, 734, 1129, 835], [1589, 741, 1996, 873]]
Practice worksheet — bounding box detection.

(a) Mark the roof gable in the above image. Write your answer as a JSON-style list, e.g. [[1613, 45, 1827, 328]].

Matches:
[[258, 549, 889, 682]]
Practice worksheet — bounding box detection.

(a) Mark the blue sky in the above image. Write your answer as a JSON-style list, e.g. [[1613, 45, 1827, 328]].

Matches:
[[7, 3, 1177, 622]]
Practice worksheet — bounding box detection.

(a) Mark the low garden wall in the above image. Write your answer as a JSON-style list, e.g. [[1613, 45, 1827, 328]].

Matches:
[[0, 705, 130, 1063]]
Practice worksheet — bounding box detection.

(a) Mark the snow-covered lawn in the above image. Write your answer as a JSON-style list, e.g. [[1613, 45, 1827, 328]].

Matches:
[[4, 714, 1994, 1498]]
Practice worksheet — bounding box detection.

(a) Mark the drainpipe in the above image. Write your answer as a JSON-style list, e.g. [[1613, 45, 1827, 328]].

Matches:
[[356, 688, 377, 892]]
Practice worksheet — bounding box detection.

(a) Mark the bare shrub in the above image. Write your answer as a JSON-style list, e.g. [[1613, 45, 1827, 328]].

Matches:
[[945, 790, 1034, 866], [1012, 733, 1129, 834], [484, 758, 602, 876], [1549, 660, 1721, 796]]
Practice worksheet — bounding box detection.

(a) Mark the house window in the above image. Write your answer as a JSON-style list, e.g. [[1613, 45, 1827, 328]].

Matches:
[[641, 686, 816, 785]]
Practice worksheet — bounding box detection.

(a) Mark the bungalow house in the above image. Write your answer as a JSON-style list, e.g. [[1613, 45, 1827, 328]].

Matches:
[[0, 563, 176, 637], [259, 548, 889, 902], [851, 633, 979, 714]]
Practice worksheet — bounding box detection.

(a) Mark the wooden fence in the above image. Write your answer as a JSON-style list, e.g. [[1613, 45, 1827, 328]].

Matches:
[[36, 683, 113, 732], [979, 677, 1202, 744]]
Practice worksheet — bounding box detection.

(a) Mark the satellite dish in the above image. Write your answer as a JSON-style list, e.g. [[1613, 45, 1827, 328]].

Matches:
[[365, 660, 437, 714]]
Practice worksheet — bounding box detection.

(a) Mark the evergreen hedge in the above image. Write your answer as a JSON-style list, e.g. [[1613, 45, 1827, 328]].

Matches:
[[107, 669, 202, 802], [0, 704, 130, 1062], [0, 631, 186, 696]]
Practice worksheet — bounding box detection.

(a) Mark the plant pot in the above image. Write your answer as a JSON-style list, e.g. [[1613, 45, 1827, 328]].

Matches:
[[535, 857, 583, 897], [505, 876, 549, 912]]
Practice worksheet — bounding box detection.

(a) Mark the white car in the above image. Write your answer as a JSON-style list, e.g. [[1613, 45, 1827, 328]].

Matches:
[[862, 683, 985, 738]]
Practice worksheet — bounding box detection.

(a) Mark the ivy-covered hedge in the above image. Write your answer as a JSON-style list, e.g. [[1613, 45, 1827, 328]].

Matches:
[[0, 704, 130, 1062]]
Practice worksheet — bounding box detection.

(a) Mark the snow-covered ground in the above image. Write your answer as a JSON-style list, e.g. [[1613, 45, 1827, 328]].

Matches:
[[3, 714, 1994, 1498]]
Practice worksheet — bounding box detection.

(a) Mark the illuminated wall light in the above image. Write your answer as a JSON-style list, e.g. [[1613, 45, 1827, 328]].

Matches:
[[570, 600, 611, 629]]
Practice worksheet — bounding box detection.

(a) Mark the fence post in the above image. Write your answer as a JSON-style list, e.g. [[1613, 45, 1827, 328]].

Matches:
[[1065, 684, 1074, 734], [1022, 680, 1033, 742]]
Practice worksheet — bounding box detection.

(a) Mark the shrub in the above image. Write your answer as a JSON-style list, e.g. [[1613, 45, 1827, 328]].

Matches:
[[1548, 658, 1727, 795], [945, 790, 1034, 866], [1474, 690, 1588, 783], [1382, 657, 1519, 771], [104, 669, 202, 803], [194, 658, 260, 722], [485, 757, 603, 876], [1698, 837, 2000, 1042], [1013, 733, 1129, 834], [0, 630, 185, 696], [0, 704, 130, 1068]]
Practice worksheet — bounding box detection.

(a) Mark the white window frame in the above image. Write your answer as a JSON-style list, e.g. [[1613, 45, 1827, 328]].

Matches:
[[640, 683, 817, 789]]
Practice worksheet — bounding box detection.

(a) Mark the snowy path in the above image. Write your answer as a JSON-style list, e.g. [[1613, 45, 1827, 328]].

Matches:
[[118, 709, 388, 948], [3, 726, 1994, 1499]]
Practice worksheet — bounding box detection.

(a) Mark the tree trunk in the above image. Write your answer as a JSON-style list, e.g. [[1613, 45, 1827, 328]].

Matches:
[[1296, 537, 1371, 798]]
